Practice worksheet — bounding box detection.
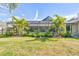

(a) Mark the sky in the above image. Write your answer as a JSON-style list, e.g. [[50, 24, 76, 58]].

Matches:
[[0, 3, 79, 22]]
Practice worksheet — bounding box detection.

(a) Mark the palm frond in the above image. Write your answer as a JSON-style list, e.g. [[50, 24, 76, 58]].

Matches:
[[7, 3, 19, 13]]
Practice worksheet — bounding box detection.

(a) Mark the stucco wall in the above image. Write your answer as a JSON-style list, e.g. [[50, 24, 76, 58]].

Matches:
[[77, 21, 79, 35], [71, 23, 78, 36]]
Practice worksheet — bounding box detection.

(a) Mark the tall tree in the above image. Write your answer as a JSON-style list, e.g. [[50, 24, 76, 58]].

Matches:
[[51, 15, 66, 37], [7, 3, 18, 14]]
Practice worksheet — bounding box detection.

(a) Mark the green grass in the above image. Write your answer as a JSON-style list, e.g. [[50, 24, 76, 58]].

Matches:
[[0, 37, 79, 56]]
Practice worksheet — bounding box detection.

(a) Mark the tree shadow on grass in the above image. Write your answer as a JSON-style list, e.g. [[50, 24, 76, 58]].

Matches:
[[25, 37, 59, 42], [25, 37, 49, 42], [25, 39, 37, 42], [35, 37, 47, 42], [48, 39, 59, 42]]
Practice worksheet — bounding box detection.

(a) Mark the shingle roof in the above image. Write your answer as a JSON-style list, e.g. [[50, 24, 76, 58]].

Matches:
[[66, 17, 79, 23], [28, 21, 52, 24], [42, 16, 52, 21]]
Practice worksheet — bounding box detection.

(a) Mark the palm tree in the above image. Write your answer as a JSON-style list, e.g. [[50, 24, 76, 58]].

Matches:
[[51, 15, 66, 37], [12, 16, 29, 36], [0, 3, 19, 15], [7, 3, 18, 14]]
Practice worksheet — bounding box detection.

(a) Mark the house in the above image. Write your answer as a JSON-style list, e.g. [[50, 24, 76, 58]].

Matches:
[[28, 21, 52, 32], [66, 14, 79, 37], [28, 16, 52, 32]]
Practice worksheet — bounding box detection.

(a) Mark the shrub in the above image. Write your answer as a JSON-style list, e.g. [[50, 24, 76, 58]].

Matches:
[[0, 34, 5, 38], [45, 31, 53, 37], [22, 32, 28, 36], [27, 31, 53, 37], [65, 31, 71, 37], [31, 33, 37, 37], [0, 32, 12, 38], [36, 32, 46, 37], [5, 32, 13, 37], [27, 32, 33, 37], [27, 32, 36, 37], [60, 31, 71, 37]]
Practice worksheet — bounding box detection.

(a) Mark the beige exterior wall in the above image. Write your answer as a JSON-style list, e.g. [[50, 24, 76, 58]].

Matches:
[[78, 21, 79, 35], [71, 23, 79, 36], [71, 23, 78, 36]]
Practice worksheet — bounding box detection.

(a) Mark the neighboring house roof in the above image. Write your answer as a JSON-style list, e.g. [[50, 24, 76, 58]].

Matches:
[[66, 16, 79, 23], [42, 16, 52, 21]]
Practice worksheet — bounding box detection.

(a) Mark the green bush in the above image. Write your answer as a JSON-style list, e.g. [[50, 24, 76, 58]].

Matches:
[[27, 31, 53, 37], [36, 32, 44, 37], [27, 32, 36, 37], [60, 31, 71, 37], [0, 34, 5, 38], [65, 31, 71, 37], [0, 32, 12, 38], [45, 31, 53, 37], [22, 32, 28, 36], [27, 32, 33, 37], [5, 32, 13, 37], [31, 33, 37, 37]]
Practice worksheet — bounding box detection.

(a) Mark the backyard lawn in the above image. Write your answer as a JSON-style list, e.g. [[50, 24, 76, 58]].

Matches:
[[0, 37, 79, 56]]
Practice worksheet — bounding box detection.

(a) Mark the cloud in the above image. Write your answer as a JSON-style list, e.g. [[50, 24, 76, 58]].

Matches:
[[5, 16, 21, 22], [0, 13, 7, 16], [15, 16, 21, 19], [34, 9, 38, 21], [65, 13, 78, 20], [22, 14, 25, 17], [0, 5, 8, 10]]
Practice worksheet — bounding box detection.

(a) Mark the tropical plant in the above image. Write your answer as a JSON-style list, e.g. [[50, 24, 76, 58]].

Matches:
[[51, 15, 66, 37], [12, 16, 29, 36]]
